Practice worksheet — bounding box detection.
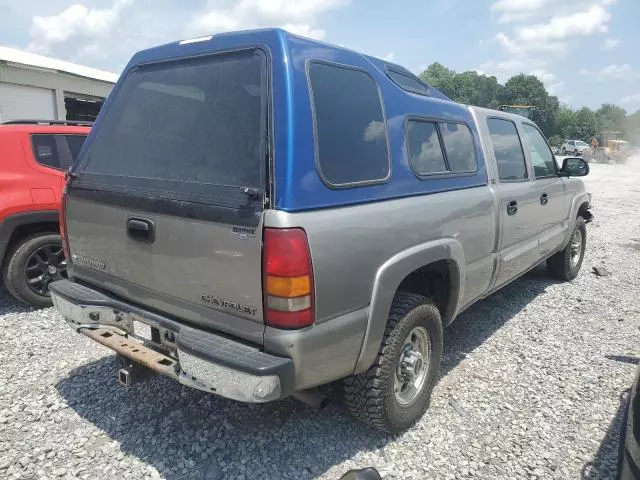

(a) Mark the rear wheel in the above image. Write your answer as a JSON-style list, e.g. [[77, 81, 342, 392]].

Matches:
[[2, 233, 67, 308], [547, 217, 586, 281], [562, 147, 567, 155], [342, 292, 443, 433], [574, 149, 579, 156]]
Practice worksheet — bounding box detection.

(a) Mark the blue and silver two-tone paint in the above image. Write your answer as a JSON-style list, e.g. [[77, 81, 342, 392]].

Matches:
[[51, 28, 592, 432]]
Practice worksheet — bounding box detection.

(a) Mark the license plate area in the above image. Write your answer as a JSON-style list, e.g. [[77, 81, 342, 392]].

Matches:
[[130, 316, 176, 354], [133, 320, 153, 341]]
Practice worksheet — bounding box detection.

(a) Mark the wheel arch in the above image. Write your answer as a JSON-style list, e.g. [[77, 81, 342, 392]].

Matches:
[[353, 238, 464, 374], [0, 211, 59, 267], [561, 193, 592, 249]]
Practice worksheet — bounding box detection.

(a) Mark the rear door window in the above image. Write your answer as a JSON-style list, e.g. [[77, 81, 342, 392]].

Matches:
[[31, 134, 86, 171], [406, 120, 447, 175], [406, 120, 477, 177], [308, 61, 389, 187], [486, 118, 528, 182], [439, 122, 477, 172], [31, 134, 61, 169], [75, 50, 266, 205]]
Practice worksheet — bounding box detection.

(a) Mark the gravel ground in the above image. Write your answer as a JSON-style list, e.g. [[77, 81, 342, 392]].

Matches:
[[1, 162, 639, 480]]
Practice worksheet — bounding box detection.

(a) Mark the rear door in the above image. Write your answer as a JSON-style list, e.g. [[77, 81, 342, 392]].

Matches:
[[65, 49, 269, 343]]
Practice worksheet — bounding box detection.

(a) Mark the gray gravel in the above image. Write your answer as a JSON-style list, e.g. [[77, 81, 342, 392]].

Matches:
[[1, 162, 639, 480]]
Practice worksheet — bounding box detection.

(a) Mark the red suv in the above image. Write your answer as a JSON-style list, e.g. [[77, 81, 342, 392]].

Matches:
[[0, 120, 90, 307]]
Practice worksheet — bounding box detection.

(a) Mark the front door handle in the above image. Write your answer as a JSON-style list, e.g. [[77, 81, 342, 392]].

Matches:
[[507, 200, 518, 216], [127, 217, 155, 242], [540, 192, 548, 205]]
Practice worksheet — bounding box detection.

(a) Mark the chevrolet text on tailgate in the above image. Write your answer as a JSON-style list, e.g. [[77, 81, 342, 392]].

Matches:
[[51, 29, 593, 433]]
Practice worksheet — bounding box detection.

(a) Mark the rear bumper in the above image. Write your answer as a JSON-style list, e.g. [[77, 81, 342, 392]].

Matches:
[[49, 279, 295, 403]]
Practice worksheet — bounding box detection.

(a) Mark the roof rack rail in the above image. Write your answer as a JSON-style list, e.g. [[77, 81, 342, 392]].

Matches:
[[0, 119, 93, 126]]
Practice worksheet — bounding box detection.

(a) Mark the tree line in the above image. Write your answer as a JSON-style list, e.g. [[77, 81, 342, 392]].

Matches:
[[419, 63, 640, 145]]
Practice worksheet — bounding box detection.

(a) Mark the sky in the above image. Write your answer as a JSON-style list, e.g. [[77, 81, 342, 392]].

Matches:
[[0, 0, 638, 112]]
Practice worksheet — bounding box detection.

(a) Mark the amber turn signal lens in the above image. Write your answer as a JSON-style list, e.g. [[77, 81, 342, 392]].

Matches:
[[266, 275, 311, 298]]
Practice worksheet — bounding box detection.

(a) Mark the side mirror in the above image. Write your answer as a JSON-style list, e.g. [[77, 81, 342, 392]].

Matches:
[[560, 157, 589, 177]]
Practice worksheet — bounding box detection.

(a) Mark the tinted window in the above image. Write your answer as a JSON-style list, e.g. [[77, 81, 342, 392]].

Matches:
[[309, 62, 389, 186], [487, 118, 527, 181], [439, 122, 476, 172], [387, 69, 429, 95], [78, 51, 265, 198], [31, 134, 61, 169], [65, 135, 87, 164], [407, 121, 447, 175], [522, 123, 556, 178]]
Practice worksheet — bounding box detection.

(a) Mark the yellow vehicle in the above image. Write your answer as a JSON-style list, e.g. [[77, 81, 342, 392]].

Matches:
[[590, 132, 630, 164], [605, 139, 630, 163]]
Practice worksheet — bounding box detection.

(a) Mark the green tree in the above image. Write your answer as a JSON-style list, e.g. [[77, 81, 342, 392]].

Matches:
[[466, 72, 501, 108], [419, 64, 501, 108], [499, 74, 558, 136], [417, 61, 639, 143], [570, 107, 597, 140], [500, 74, 547, 106], [541, 95, 560, 138], [548, 135, 563, 147], [595, 104, 627, 136], [625, 110, 640, 143], [419, 63, 456, 99], [554, 107, 575, 139]]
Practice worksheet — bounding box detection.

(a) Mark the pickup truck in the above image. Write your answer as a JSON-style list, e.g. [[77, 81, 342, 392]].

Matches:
[[50, 29, 592, 433]]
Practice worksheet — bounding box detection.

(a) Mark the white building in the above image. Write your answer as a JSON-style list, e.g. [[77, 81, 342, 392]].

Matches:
[[0, 46, 117, 122]]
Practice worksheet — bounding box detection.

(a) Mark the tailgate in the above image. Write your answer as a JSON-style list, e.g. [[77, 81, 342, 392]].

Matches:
[[65, 49, 268, 342]]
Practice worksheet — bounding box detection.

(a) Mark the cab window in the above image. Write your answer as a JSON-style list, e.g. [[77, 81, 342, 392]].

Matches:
[[522, 124, 557, 178], [486, 118, 527, 182]]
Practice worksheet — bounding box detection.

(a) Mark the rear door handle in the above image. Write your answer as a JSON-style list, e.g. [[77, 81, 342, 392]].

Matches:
[[127, 217, 155, 242], [540, 192, 549, 205], [507, 200, 518, 216]]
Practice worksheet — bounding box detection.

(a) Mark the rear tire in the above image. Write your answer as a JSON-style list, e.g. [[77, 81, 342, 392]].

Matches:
[[547, 217, 586, 281], [562, 148, 567, 155], [574, 149, 579, 156], [342, 292, 443, 433], [2, 233, 66, 308]]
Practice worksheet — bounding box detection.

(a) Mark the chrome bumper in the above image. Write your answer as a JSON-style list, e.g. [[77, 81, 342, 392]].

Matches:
[[50, 280, 294, 403]]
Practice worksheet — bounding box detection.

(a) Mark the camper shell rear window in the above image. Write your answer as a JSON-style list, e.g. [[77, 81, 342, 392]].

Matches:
[[74, 49, 267, 207]]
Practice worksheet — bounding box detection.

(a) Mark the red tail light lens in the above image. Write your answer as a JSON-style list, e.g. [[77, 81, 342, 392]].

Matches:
[[60, 187, 70, 260], [263, 228, 314, 329]]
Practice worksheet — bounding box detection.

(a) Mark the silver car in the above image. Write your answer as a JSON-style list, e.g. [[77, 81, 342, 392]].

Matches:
[[561, 139, 589, 156]]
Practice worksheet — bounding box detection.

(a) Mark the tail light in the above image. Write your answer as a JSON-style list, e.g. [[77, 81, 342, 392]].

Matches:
[[263, 228, 314, 329], [60, 187, 70, 260]]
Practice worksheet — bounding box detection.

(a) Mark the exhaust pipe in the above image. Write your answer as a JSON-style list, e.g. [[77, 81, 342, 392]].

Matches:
[[293, 389, 330, 409]]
